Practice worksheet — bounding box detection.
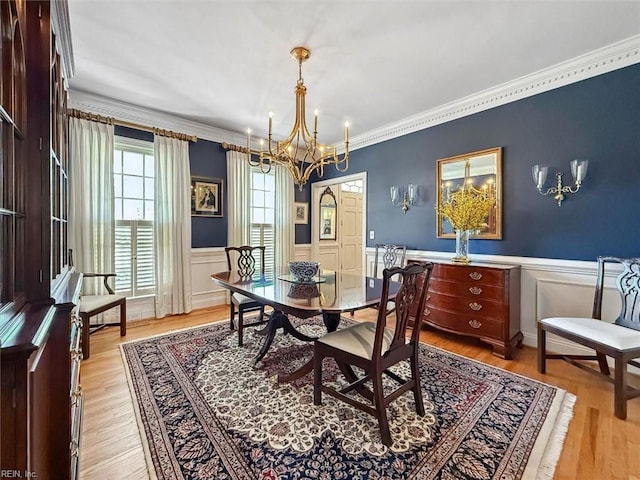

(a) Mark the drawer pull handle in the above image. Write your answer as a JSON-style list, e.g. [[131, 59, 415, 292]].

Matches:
[[469, 272, 483, 280], [426, 294, 431, 301], [71, 389, 83, 406], [469, 319, 482, 329], [469, 286, 482, 295], [469, 302, 482, 311], [423, 308, 431, 317]]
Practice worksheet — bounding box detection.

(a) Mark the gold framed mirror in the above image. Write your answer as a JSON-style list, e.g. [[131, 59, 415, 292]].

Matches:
[[436, 146, 502, 239]]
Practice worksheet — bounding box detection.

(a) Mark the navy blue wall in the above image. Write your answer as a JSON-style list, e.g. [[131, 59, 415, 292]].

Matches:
[[189, 140, 228, 247], [116, 64, 639, 258], [294, 182, 312, 244], [320, 64, 640, 261], [114, 126, 230, 248]]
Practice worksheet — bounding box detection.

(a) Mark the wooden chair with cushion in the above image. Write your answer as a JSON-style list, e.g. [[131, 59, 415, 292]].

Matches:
[[372, 243, 407, 316], [538, 256, 640, 419], [313, 261, 434, 446], [373, 243, 407, 278], [350, 243, 407, 317], [225, 246, 268, 346], [79, 273, 127, 360], [69, 249, 126, 359]]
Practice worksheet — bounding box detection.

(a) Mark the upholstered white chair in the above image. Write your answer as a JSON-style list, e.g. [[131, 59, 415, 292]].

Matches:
[[69, 249, 126, 359], [79, 273, 127, 359], [537, 256, 640, 419]]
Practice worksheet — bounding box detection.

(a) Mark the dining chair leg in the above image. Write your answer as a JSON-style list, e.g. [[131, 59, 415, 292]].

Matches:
[[81, 314, 90, 360], [614, 355, 627, 419], [537, 324, 546, 374], [597, 351, 611, 375], [238, 309, 245, 346], [373, 372, 391, 446], [229, 303, 236, 331], [410, 355, 425, 416], [119, 301, 127, 336]]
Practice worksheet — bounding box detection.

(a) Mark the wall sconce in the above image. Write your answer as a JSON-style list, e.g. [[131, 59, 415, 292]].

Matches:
[[390, 184, 416, 213], [532, 159, 588, 206]]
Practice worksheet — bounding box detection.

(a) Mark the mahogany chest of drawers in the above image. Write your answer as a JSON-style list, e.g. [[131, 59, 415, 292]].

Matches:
[[415, 261, 522, 359]]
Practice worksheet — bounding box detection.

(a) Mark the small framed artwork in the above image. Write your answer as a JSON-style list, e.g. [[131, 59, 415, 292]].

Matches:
[[294, 202, 308, 224], [191, 176, 224, 217]]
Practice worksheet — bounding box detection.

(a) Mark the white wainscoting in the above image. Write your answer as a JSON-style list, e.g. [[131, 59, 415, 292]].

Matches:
[[119, 245, 623, 363], [120, 245, 313, 324], [368, 249, 626, 358]]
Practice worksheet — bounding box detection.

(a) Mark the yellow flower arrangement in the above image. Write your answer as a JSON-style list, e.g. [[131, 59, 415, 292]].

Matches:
[[436, 187, 492, 232]]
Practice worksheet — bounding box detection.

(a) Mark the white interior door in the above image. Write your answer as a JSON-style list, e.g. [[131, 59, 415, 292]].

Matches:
[[312, 172, 366, 282], [339, 190, 363, 288]]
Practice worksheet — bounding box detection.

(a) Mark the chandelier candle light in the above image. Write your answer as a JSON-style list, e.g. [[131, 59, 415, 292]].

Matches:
[[245, 46, 350, 190], [436, 161, 495, 264]]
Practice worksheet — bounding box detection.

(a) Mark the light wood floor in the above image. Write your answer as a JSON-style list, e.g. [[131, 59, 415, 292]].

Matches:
[[79, 306, 640, 480]]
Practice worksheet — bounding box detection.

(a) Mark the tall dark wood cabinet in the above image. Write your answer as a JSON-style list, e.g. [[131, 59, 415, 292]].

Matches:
[[0, 1, 78, 479]]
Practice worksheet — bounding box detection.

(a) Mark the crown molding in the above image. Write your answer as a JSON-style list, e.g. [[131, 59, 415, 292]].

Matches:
[[347, 34, 640, 151], [51, 0, 75, 81], [70, 34, 639, 149], [68, 90, 246, 144]]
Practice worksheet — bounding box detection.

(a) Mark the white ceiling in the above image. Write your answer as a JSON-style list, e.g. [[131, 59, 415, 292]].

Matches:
[[67, 1, 640, 146]]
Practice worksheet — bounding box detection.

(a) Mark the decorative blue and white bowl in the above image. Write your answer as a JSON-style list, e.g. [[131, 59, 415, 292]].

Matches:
[[288, 261, 319, 282]]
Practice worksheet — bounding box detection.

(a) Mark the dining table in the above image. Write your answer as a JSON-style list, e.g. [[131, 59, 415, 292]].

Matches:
[[211, 267, 401, 382]]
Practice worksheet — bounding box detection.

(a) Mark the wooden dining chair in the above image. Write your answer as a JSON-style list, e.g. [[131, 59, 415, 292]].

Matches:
[[313, 261, 434, 446], [538, 256, 640, 419], [372, 243, 408, 316], [68, 249, 126, 359], [350, 243, 407, 318], [79, 273, 127, 359], [373, 243, 407, 278], [225, 246, 268, 346]]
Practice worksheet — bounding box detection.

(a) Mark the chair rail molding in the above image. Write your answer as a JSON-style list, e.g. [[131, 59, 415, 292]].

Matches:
[[388, 249, 626, 357], [118, 245, 624, 359]]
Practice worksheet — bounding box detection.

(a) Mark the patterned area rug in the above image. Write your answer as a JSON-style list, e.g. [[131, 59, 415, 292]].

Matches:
[[121, 316, 575, 480]]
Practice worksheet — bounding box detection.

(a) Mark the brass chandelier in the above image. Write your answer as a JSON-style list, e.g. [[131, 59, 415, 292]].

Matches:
[[245, 46, 350, 190]]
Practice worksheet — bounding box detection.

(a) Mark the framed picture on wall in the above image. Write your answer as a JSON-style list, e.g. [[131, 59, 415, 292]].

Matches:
[[191, 176, 223, 217], [294, 202, 308, 224]]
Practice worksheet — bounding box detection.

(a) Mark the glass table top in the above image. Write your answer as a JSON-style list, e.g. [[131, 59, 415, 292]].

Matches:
[[212, 267, 399, 315]]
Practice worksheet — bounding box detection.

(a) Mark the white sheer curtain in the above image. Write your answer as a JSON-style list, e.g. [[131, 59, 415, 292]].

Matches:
[[154, 135, 192, 318], [68, 117, 114, 294], [226, 150, 251, 247], [274, 165, 294, 267], [227, 151, 295, 267]]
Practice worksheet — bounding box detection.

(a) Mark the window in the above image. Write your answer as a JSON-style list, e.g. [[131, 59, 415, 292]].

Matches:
[[341, 179, 364, 193], [113, 137, 155, 296], [250, 170, 275, 276]]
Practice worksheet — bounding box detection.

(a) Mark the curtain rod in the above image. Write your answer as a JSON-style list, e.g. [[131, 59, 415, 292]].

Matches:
[[222, 142, 250, 153], [68, 109, 198, 142]]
